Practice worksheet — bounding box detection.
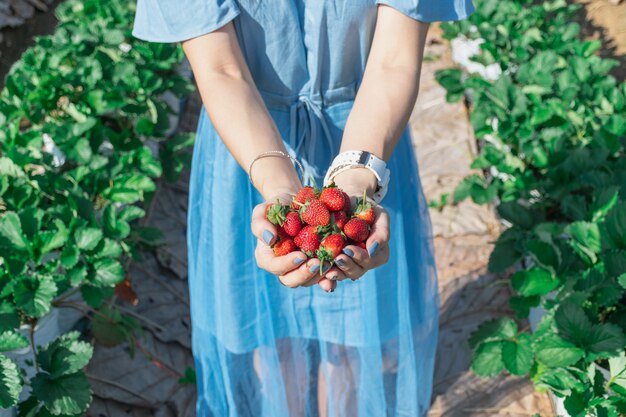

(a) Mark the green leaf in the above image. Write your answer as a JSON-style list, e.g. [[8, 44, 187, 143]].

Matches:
[[511, 267, 559, 296], [39, 220, 68, 254], [469, 317, 517, 349], [12, 274, 58, 318], [502, 333, 533, 376], [618, 274, 626, 289], [0, 353, 22, 408], [538, 367, 580, 397], [90, 259, 125, 287], [603, 202, 626, 249], [0, 302, 20, 332], [0, 212, 30, 252], [37, 331, 93, 377], [80, 284, 114, 309], [118, 206, 145, 222], [565, 221, 601, 265], [535, 333, 584, 367], [31, 371, 92, 415], [497, 202, 537, 229], [608, 352, 626, 396], [60, 246, 79, 269], [555, 302, 592, 345], [0, 330, 29, 352], [526, 240, 560, 270], [587, 323, 625, 354], [472, 341, 505, 377], [74, 227, 103, 251]]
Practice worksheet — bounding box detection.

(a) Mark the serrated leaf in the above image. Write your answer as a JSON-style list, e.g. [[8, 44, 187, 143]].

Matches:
[[60, 246, 79, 269], [74, 227, 102, 251], [603, 202, 626, 249], [31, 371, 92, 415], [555, 302, 592, 345], [469, 317, 517, 349], [472, 341, 505, 377], [502, 333, 533, 376], [91, 259, 124, 286], [37, 331, 93, 377], [12, 275, 58, 318], [535, 333, 584, 367], [511, 267, 559, 296], [565, 221, 601, 265], [0, 212, 29, 252], [588, 323, 625, 354], [0, 353, 22, 408], [618, 274, 626, 289], [80, 284, 114, 309], [526, 240, 560, 270], [0, 330, 29, 352], [0, 301, 20, 332], [538, 367, 580, 397]]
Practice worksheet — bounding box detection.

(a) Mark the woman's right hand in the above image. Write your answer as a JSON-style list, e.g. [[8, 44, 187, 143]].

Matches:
[[250, 193, 337, 292]]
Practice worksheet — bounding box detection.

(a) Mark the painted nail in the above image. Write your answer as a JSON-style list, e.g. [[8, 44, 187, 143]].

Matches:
[[309, 264, 320, 273], [329, 288, 335, 293], [263, 230, 274, 245], [343, 248, 354, 257], [320, 263, 330, 275], [368, 241, 380, 257], [336, 259, 346, 267], [293, 257, 305, 265]]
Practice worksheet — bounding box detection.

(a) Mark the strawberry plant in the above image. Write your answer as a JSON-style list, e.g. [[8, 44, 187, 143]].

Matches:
[[0, 0, 194, 413], [436, 0, 626, 415]]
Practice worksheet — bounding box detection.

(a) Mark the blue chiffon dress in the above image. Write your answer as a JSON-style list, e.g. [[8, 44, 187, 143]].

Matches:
[[133, 1, 473, 416]]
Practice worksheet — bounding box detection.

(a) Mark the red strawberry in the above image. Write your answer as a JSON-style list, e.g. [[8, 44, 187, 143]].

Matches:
[[294, 225, 321, 254], [316, 233, 345, 264], [356, 241, 367, 250], [283, 211, 303, 237], [292, 186, 318, 210], [265, 201, 287, 226], [354, 195, 375, 225], [342, 191, 351, 212], [343, 218, 370, 242], [319, 186, 346, 212], [331, 210, 348, 230], [276, 226, 290, 242], [299, 199, 330, 226], [274, 239, 297, 256]]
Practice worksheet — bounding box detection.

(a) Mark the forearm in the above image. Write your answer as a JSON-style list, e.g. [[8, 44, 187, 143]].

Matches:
[[341, 65, 421, 161], [182, 25, 301, 199]]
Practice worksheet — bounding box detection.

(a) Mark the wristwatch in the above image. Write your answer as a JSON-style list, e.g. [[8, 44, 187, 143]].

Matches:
[[323, 151, 390, 203]]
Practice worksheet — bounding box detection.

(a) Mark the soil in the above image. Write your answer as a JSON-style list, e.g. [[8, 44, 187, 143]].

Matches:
[[0, 0, 61, 88], [572, 0, 626, 80]]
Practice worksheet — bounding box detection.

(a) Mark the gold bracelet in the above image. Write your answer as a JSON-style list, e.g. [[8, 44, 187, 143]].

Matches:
[[248, 150, 304, 190]]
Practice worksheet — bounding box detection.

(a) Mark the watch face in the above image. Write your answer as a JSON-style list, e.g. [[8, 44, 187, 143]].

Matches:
[[357, 151, 369, 165]]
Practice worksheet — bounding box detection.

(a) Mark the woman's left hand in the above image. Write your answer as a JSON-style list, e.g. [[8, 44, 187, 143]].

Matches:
[[326, 168, 391, 282]]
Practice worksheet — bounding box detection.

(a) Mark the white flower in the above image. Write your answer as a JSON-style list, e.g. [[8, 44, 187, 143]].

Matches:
[[119, 42, 132, 53], [42, 133, 66, 167]]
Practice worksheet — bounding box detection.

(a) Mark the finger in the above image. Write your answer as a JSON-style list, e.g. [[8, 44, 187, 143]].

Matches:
[[341, 245, 370, 268], [280, 258, 322, 288], [323, 266, 346, 282], [366, 207, 390, 257], [317, 277, 336, 293], [251, 202, 278, 245], [255, 240, 307, 275], [333, 252, 366, 280]]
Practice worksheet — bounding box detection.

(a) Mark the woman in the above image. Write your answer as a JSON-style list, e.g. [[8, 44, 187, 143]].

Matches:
[[133, 1, 473, 416]]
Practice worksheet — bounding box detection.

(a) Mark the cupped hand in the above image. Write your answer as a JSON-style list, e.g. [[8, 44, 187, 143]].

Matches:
[[330, 197, 390, 282], [250, 193, 337, 292]]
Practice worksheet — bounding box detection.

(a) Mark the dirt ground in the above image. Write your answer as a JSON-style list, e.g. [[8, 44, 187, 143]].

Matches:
[[573, 0, 626, 80]]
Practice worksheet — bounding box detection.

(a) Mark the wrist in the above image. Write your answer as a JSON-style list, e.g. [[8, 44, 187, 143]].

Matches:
[[331, 168, 378, 197], [254, 159, 301, 200]]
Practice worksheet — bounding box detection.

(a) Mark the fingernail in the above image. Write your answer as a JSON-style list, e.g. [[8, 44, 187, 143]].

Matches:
[[320, 263, 330, 274], [343, 248, 354, 257], [368, 241, 380, 257], [336, 259, 346, 267], [263, 230, 274, 245], [293, 257, 305, 265], [328, 288, 335, 293], [309, 264, 320, 273]]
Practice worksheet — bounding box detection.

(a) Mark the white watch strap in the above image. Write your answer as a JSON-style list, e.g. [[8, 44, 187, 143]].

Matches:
[[323, 151, 390, 203]]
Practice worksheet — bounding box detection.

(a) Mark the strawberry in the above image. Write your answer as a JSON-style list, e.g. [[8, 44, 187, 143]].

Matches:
[[265, 201, 287, 226], [316, 233, 345, 264], [292, 186, 318, 210], [354, 191, 375, 225], [319, 185, 346, 212], [299, 198, 330, 226], [356, 241, 367, 250], [283, 211, 303, 237], [331, 210, 348, 230], [276, 226, 290, 242], [343, 218, 370, 242], [342, 191, 352, 213], [294, 225, 321, 254], [274, 238, 297, 256]]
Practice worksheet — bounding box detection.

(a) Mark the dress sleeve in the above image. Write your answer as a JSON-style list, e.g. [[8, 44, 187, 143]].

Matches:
[[132, 0, 241, 43], [375, 0, 474, 22]]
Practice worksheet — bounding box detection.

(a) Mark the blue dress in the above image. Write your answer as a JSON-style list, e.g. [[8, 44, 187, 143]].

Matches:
[[133, 1, 473, 416]]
